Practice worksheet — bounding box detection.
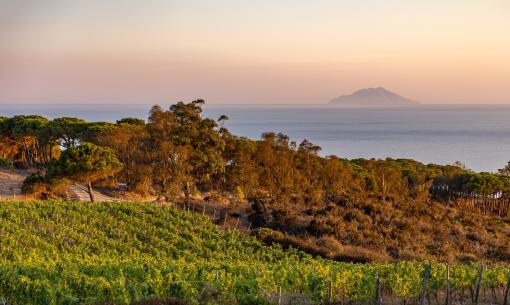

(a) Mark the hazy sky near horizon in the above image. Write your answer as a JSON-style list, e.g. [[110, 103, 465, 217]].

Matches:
[[1, 0, 509, 104]]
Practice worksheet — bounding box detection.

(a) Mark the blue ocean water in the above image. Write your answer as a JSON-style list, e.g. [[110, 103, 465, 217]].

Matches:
[[2, 104, 510, 173]]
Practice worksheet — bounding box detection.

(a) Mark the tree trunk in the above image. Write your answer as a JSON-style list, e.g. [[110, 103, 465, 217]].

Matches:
[[87, 180, 95, 202], [185, 181, 190, 202]]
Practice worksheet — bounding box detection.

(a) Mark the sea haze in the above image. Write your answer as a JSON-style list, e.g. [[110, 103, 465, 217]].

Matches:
[[2, 104, 510, 173]]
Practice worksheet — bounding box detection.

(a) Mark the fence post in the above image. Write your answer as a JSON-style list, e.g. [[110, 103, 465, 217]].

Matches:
[[375, 271, 381, 305], [328, 280, 333, 303], [420, 264, 430, 305], [503, 272, 510, 305], [474, 265, 483, 305], [445, 263, 450, 305], [278, 286, 282, 305]]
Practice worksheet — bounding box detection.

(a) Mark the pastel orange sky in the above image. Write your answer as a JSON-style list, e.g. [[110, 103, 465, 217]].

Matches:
[[1, 0, 509, 104]]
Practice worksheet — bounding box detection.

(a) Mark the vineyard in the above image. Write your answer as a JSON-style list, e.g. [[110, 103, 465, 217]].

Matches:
[[0, 200, 509, 305]]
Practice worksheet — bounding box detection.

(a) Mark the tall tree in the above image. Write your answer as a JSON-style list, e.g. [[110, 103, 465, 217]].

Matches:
[[146, 101, 226, 196], [146, 105, 192, 199], [96, 119, 151, 194], [169, 100, 226, 188]]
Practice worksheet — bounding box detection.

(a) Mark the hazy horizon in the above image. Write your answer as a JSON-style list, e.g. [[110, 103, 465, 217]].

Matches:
[[3, 102, 510, 106], [1, 0, 509, 105]]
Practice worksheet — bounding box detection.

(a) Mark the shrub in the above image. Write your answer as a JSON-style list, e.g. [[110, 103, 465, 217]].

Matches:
[[21, 173, 47, 194], [22, 173, 69, 199], [0, 157, 13, 169]]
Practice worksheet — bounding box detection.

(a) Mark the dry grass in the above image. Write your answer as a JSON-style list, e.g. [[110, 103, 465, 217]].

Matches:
[[249, 195, 510, 264]]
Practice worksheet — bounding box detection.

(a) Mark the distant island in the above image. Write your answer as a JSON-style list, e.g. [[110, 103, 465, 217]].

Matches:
[[329, 87, 420, 106]]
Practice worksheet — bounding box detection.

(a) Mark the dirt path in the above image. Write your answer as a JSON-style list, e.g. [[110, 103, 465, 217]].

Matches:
[[0, 170, 31, 200], [0, 169, 116, 201], [67, 183, 115, 202]]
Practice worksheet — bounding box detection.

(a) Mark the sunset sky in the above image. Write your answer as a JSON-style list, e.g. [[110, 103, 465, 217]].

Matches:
[[1, 0, 509, 104]]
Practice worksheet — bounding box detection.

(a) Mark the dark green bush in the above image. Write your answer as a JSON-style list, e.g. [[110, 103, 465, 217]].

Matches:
[[0, 157, 13, 169]]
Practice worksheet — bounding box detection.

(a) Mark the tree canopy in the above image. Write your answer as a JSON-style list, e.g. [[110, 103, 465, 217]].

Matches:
[[47, 142, 123, 201]]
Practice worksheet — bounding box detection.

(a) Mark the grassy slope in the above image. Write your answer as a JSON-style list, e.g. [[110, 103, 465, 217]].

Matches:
[[0, 200, 508, 305]]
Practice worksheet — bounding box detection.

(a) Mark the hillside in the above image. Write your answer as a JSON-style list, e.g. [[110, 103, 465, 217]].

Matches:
[[329, 87, 420, 106], [250, 194, 510, 263], [3, 103, 510, 267], [0, 200, 509, 305]]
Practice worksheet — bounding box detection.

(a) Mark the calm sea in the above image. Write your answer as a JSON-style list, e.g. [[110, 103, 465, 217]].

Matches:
[[2, 104, 510, 173]]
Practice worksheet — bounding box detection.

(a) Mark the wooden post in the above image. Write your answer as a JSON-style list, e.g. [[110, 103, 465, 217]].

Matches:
[[213, 210, 216, 220], [185, 181, 190, 204], [278, 286, 282, 305], [235, 217, 240, 228], [202, 204, 206, 215], [328, 280, 333, 302], [375, 272, 381, 305], [420, 265, 430, 305], [474, 265, 483, 305], [248, 222, 252, 231], [382, 173, 386, 202], [223, 213, 228, 227], [503, 272, 510, 305], [445, 263, 450, 305]]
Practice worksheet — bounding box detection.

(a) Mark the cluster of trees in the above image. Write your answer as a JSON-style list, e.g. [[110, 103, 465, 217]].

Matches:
[[432, 172, 510, 200], [2, 101, 510, 205], [0, 115, 112, 167]]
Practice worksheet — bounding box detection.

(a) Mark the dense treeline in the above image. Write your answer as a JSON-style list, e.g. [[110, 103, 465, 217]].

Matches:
[[2, 101, 510, 262], [2, 101, 510, 202]]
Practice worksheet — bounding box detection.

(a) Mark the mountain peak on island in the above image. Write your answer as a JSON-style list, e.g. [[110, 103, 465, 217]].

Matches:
[[329, 87, 420, 106]]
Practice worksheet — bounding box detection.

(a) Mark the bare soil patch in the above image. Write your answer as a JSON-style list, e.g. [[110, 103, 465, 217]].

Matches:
[[0, 169, 32, 199]]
